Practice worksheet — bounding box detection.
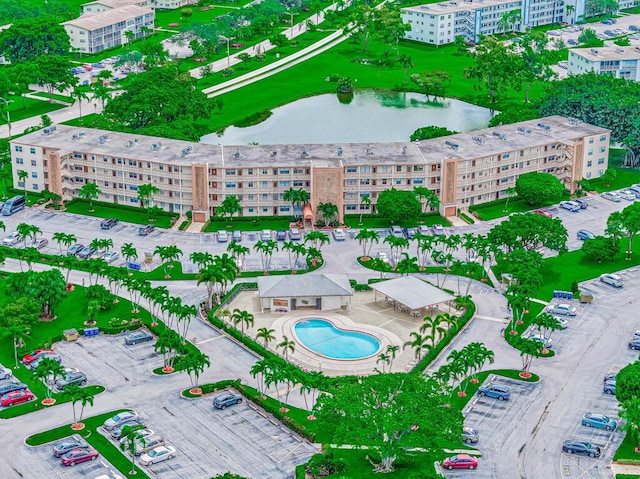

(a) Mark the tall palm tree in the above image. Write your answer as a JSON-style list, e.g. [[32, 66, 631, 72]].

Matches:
[[231, 309, 254, 336], [256, 327, 276, 349], [184, 350, 210, 389], [420, 315, 446, 345], [277, 335, 296, 361], [359, 193, 371, 225], [305, 231, 330, 251], [317, 201, 339, 225], [250, 359, 271, 397], [395, 252, 418, 276], [403, 332, 431, 361], [32, 357, 65, 401], [121, 242, 138, 263], [197, 264, 223, 310], [78, 182, 100, 211]]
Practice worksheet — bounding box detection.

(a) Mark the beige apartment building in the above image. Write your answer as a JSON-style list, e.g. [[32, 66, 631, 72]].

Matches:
[[9, 116, 609, 222]]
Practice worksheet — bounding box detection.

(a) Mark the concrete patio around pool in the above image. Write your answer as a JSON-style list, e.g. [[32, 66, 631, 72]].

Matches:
[[222, 289, 460, 376]]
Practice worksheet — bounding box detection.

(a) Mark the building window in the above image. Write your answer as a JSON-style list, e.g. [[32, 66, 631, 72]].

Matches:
[[14, 146, 22, 152], [346, 167, 357, 173], [586, 172, 592, 179], [395, 179, 402, 185], [279, 181, 291, 187], [225, 182, 236, 188], [32, 184, 39, 190], [599, 146, 606, 153], [589, 138, 594, 144], [261, 181, 269, 188], [346, 205, 356, 211], [360, 166, 371, 173], [31, 160, 37, 166], [587, 160, 592, 167], [130, 197, 138, 203], [30, 148, 36, 154], [279, 169, 290, 175], [31, 172, 37, 178], [73, 152, 83, 159], [15, 158, 23, 164], [248, 207, 254, 213], [597, 158, 605, 165], [262, 207, 269, 213], [588, 149, 593, 155], [225, 169, 236, 175], [413, 178, 424, 184], [600, 134, 607, 141], [280, 206, 290, 212], [247, 181, 254, 188], [247, 169, 253, 175]]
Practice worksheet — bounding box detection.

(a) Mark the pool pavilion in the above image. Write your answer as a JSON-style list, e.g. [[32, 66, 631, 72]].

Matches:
[[257, 274, 353, 313]]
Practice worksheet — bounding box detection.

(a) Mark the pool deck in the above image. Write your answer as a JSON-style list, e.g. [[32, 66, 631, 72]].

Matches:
[[223, 290, 456, 376]]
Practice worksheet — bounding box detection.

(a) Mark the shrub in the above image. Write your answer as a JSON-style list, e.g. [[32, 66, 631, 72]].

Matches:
[[305, 450, 347, 478]]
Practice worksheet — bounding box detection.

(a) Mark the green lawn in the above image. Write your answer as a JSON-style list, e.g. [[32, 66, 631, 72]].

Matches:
[[0, 94, 66, 125], [26, 409, 147, 478], [614, 428, 640, 462], [582, 149, 640, 193], [63, 201, 176, 229], [204, 216, 293, 232], [343, 214, 451, 229]]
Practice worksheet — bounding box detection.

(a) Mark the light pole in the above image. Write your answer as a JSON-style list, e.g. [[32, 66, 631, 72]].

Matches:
[[220, 35, 235, 69], [0, 97, 12, 139]]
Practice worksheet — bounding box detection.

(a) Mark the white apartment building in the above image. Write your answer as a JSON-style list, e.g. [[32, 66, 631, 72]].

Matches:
[[568, 46, 640, 81], [151, 0, 198, 9], [62, 5, 155, 54], [9, 117, 609, 222], [81, 0, 150, 14]]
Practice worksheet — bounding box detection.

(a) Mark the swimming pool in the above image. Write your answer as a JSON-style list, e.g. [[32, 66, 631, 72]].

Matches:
[[294, 319, 381, 360]]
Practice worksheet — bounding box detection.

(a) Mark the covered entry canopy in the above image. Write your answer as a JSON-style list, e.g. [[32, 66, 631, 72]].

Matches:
[[303, 203, 313, 220], [369, 276, 455, 310]]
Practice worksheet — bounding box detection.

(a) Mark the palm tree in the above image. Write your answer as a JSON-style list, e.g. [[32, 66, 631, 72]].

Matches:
[[290, 243, 307, 269], [32, 357, 65, 401], [395, 252, 418, 276], [359, 194, 371, 225], [317, 201, 339, 226], [398, 54, 414, 83], [120, 424, 147, 474], [190, 251, 214, 269], [184, 350, 210, 389], [420, 315, 446, 345], [282, 241, 295, 269], [250, 359, 271, 397], [503, 186, 517, 212], [18, 170, 28, 199], [386, 345, 400, 371], [78, 182, 100, 211], [197, 264, 223, 310], [403, 332, 431, 361], [71, 86, 89, 120], [256, 327, 276, 349], [355, 228, 379, 257], [370, 257, 388, 279], [137, 182, 159, 209], [16, 222, 33, 249], [121, 242, 138, 263], [305, 231, 330, 251], [283, 187, 309, 219], [277, 335, 296, 360], [231, 309, 254, 336]]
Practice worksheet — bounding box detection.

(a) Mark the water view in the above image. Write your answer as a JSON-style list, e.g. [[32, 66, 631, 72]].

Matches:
[[201, 91, 494, 145]]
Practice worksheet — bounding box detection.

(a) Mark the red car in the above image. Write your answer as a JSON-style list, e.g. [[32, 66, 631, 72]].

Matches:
[[22, 349, 55, 365], [61, 447, 99, 466], [533, 209, 552, 218], [442, 454, 478, 470], [0, 389, 35, 407]]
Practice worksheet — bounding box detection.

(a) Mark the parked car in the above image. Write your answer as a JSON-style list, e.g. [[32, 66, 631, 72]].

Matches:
[[260, 230, 272, 241], [90, 251, 105, 260], [55, 371, 88, 390], [567, 39, 578, 45], [442, 454, 478, 470], [600, 273, 623, 288], [124, 330, 154, 345], [555, 316, 569, 329], [602, 192, 622, 202], [0, 389, 35, 407], [574, 198, 589, 209], [100, 218, 119, 230], [604, 373, 617, 382], [67, 243, 85, 256], [560, 201, 581, 212], [29, 352, 61, 369], [604, 380, 616, 395], [111, 419, 145, 439], [138, 225, 155, 236], [61, 447, 99, 466], [389, 225, 404, 239], [529, 334, 553, 349], [547, 303, 577, 316], [32, 238, 48, 250], [619, 190, 637, 201], [22, 349, 55, 365], [417, 225, 430, 235], [216, 230, 229, 242], [232, 230, 242, 242], [333, 229, 346, 241], [53, 440, 89, 457], [630, 25, 639, 31], [0, 363, 11, 380], [0, 382, 27, 395], [276, 230, 287, 241], [377, 252, 389, 263], [462, 426, 479, 444], [582, 412, 617, 430], [477, 384, 510, 401], [213, 392, 243, 409], [577, 230, 596, 241], [119, 427, 155, 445], [77, 247, 96, 259], [103, 251, 120, 263], [432, 224, 446, 236], [533, 209, 553, 218], [289, 228, 301, 240], [628, 339, 640, 350], [103, 411, 139, 431], [404, 227, 417, 239], [139, 445, 176, 466], [133, 435, 165, 456], [2, 232, 21, 246], [562, 440, 601, 457]]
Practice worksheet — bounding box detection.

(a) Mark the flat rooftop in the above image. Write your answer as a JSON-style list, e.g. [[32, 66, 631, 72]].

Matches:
[[63, 5, 153, 31], [13, 116, 609, 168], [403, 0, 520, 16], [569, 45, 640, 62]]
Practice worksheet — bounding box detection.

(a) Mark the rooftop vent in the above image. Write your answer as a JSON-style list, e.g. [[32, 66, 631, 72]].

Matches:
[[590, 48, 599, 55], [337, 146, 343, 156], [402, 145, 407, 155], [301, 147, 308, 158], [492, 132, 507, 140], [366, 146, 373, 156], [126, 140, 135, 147], [472, 136, 485, 145], [525, 129, 532, 136], [42, 126, 57, 136], [181, 145, 193, 156], [537, 123, 551, 132], [270, 150, 277, 158], [98, 135, 108, 144], [615, 48, 624, 53], [150, 142, 162, 151], [79, 131, 86, 137], [72, 134, 79, 140], [445, 140, 459, 151], [234, 149, 240, 159]]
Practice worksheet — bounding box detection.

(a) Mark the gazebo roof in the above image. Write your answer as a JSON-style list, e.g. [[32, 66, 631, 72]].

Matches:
[[257, 274, 353, 298], [369, 276, 455, 310]]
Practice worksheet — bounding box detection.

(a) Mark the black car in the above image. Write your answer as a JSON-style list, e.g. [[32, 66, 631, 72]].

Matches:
[[138, 225, 155, 236], [562, 440, 601, 457], [100, 218, 119, 230], [0, 382, 28, 395], [629, 339, 640, 350]]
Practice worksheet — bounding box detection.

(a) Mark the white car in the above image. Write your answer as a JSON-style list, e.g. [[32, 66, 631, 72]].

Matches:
[[554, 316, 569, 329], [529, 333, 553, 348], [260, 230, 272, 241], [377, 252, 389, 263], [547, 303, 577, 316], [103, 411, 139, 431], [560, 201, 580, 212], [333, 229, 346, 241], [432, 224, 446, 236], [602, 192, 622, 202], [103, 251, 120, 263], [618, 190, 636, 201], [2, 232, 21, 246], [600, 273, 623, 288], [139, 445, 176, 466], [217, 230, 229, 242], [0, 363, 11, 380]]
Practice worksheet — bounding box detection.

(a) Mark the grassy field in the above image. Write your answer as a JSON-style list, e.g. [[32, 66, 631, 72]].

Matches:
[[583, 149, 640, 193], [63, 201, 175, 229], [472, 198, 557, 221], [0, 95, 66, 125]]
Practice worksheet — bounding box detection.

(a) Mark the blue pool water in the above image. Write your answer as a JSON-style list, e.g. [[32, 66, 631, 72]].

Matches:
[[294, 319, 381, 360]]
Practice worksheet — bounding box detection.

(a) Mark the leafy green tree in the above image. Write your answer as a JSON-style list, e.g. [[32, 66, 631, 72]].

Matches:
[[373, 4, 410, 59], [33, 55, 75, 103], [609, 203, 640, 260], [314, 373, 462, 473], [413, 186, 440, 213], [599, 167, 617, 187], [465, 36, 519, 103], [317, 202, 339, 225], [348, 5, 376, 53], [397, 54, 413, 84], [621, 397, 640, 449], [515, 172, 565, 206], [78, 182, 101, 211], [410, 126, 457, 142], [32, 357, 65, 400], [410, 70, 451, 100], [376, 188, 421, 224], [0, 297, 39, 367], [581, 235, 619, 263], [616, 360, 640, 403], [516, 31, 553, 103], [137, 182, 159, 209], [218, 195, 242, 221], [488, 213, 567, 252], [578, 28, 601, 47], [0, 18, 70, 63]]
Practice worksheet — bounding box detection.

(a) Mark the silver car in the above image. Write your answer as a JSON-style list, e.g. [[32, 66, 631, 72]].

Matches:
[[103, 411, 139, 431], [55, 371, 87, 390], [462, 426, 479, 444], [547, 303, 577, 316]]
